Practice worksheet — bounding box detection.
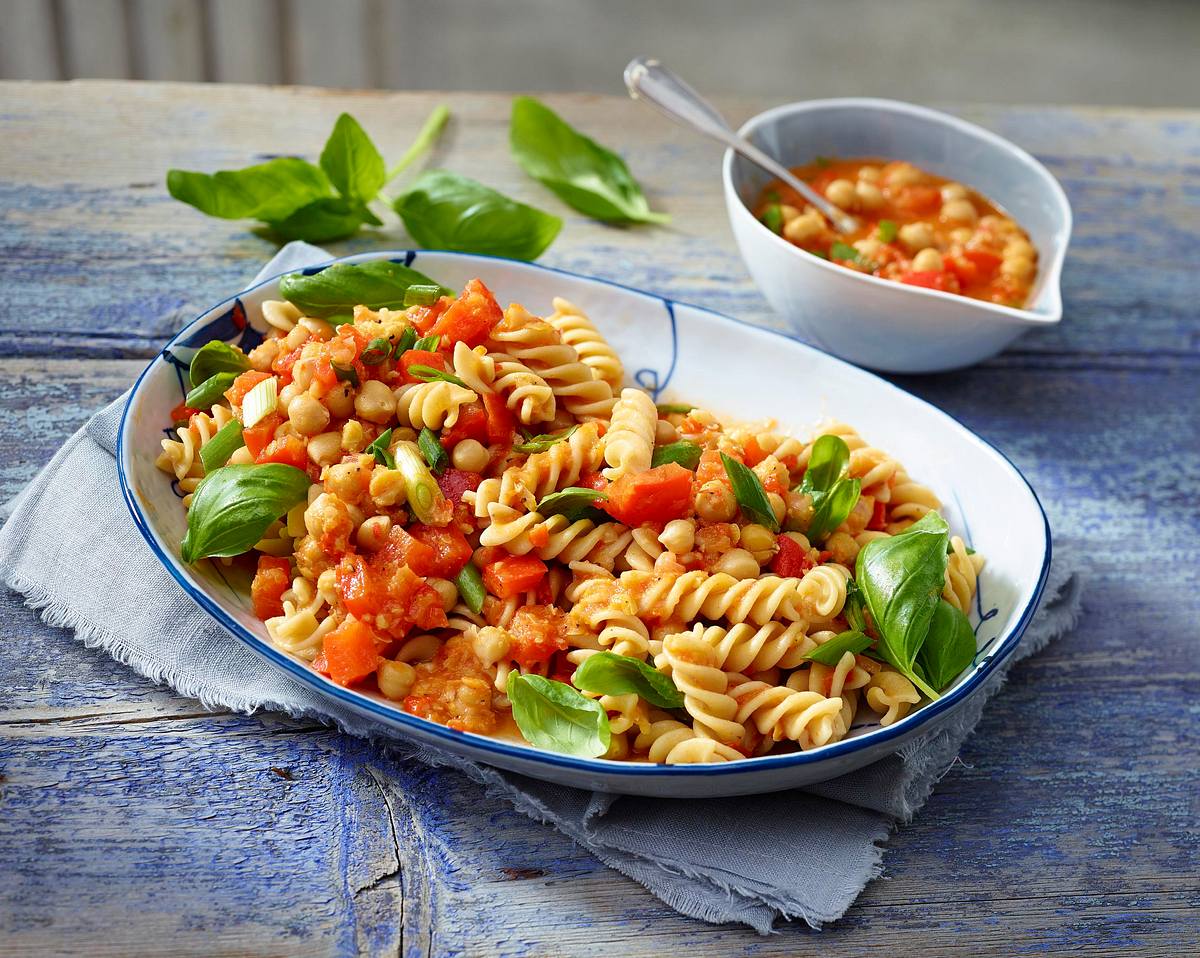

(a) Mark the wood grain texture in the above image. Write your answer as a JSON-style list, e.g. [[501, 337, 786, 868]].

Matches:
[[0, 82, 1197, 957]]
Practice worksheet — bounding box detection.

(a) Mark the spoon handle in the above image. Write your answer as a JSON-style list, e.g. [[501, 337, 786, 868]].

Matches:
[[624, 57, 856, 234]]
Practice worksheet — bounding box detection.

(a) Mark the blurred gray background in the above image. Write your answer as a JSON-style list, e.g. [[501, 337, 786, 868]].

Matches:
[[1, 0, 1197, 106]]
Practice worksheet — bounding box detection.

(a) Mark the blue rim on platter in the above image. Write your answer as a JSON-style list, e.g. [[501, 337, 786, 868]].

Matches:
[[118, 250, 1052, 779]]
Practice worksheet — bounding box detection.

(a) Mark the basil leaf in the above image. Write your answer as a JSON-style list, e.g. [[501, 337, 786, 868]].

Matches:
[[655, 403, 693, 415], [802, 630, 872, 666], [917, 600, 977, 692], [180, 464, 310, 563], [508, 674, 611, 758], [198, 420, 244, 473], [279, 260, 452, 318], [418, 427, 447, 475], [720, 452, 779, 532], [855, 511, 950, 699], [264, 196, 371, 244], [651, 440, 701, 470], [512, 425, 578, 455], [394, 170, 561, 261], [365, 428, 395, 469], [509, 96, 669, 225], [572, 651, 684, 709], [392, 327, 418, 359], [537, 486, 608, 522], [806, 477, 861, 542], [455, 563, 486, 615], [319, 113, 386, 206], [407, 364, 468, 389], [800, 434, 850, 497], [189, 341, 249, 390], [185, 372, 238, 410], [167, 158, 332, 222]]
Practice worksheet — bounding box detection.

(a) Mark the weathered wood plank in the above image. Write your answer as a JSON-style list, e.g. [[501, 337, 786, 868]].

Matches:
[[129, 0, 207, 83]]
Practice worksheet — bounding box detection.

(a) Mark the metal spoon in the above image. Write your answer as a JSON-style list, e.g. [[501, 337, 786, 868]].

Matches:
[[623, 57, 858, 234]]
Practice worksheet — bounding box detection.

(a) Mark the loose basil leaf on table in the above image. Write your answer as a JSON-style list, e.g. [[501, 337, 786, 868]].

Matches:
[[319, 113, 387, 206], [651, 440, 702, 470], [572, 651, 684, 710], [188, 341, 249, 389], [508, 674, 611, 758], [394, 170, 562, 261], [720, 452, 779, 532], [916, 600, 978, 692], [509, 96, 670, 225], [167, 158, 332, 223], [537, 487, 608, 523], [855, 511, 951, 699], [185, 371, 238, 410], [264, 196, 379, 244], [180, 463, 310, 563], [279, 260, 453, 318], [801, 630, 873, 666]]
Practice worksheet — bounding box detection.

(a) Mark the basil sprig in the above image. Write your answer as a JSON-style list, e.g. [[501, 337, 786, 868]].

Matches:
[[188, 341, 249, 389], [394, 170, 562, 261], [509, 96, 669, 225], [279, 260, 452, 318], [365, 428, 395, 469], [508, 674, 611, 758], [855, 512, 977, 699], [651, 440, 701, 470], [799, 435, 861, 542], [802, 631, 872, 666], [185, 372, 238, 410], [180, 464, 310, 563], [720, 453, 779, 532], [537, 487, 608, 523], [572, 652, 684, 709], [167, 107, 448, 243], [512, 425, 578, 454]]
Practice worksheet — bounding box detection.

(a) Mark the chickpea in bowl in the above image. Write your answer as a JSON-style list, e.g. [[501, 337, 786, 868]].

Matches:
[[756, 158, 1038, 308]]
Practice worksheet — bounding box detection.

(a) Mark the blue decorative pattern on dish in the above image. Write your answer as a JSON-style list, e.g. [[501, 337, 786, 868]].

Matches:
[[633, 300, 678, 399]]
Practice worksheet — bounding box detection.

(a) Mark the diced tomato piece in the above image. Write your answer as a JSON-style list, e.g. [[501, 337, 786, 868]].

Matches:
[[271, 345, 304, 383], [868, 499, 888, 532], [242, 411, 282, 459], [527, 524, 551, 549], [407, 297, 451, 333], [474, 546, 504, 569], [817, 550, 833, 563], [170, 400, 198, 422], [604, 463, 694, 526], [323, 616, 381, 687], [224, 370, 271, 407], [482, 555, 548, 599], [946, 255, 979, 286], [408, 524, 472, 578], [894, 185, 942, 214], [769, 534, 813, 578], [694, 448, 729, 487], [375, 526, 438, 578], [255, 434, 308, 470], [251, 555, 292, 620], [407, 584, 449, 630], [400, 350, 447, 383], [336, 554, 377, 618], [481, 392, 516, 446], [436, 467, 482, 504], [963, 248, 1003, 274], [743, 435, 767, 468], [311, 651, 329, 676], [576, 472, 609, 493], [548, 649, 575, 684], [439, 401, 489, 449], [429, 279, 503, 347], [899, 270, 960, 293], [311, 355, 339, 395], [507, 605, 567, 669]]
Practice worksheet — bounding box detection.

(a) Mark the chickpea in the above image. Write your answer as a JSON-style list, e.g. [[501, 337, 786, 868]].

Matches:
[[369, 466, 408, 508], [227, 445, 254, 466], [898, 221, 936, 253], [941, 198, 978, 225], [451, 438, 490, 472], [911, 248, 945, 272], [1005, 237, 1035, 260], [426, 577, 459, 613], [1001, 255, 1035, 281], [783, 210, 825, 245], [291, 358, 315, 392], [778, 203, 802, 224], [885, 162, 924, 187], [713, 548, 760, 580], [247, 339, 280, 372], [740, 523, 777, 560], [341, 419, 366, 453], [283, 324, 309, 351], [261, 299, 301, 331], [278, 382, 301, 409], [325, 455, 372, 502], [941, 183, 968, 203], [355, 379, 396, 424], [694, 481, 737, 523], [825, 531, 860, 566], [824, 178, 858, 210], [377, 660, 416, 701], [785, 490, 814, 530], [854, 237, 886, 262], [654, 419, 678, 445], [307, 431, 343, 467], [857, 165, 881, 183], [325, 382, 355, 418], [767, 492, 787, 526], [303, 493, 353, 549], [298, 316, 335, 341], [288, 393, 330, 436], [855, 181, 885, 211], [949, 227, 973, 245], [658, 519, 695, 555], [356, 514, 392, 551]]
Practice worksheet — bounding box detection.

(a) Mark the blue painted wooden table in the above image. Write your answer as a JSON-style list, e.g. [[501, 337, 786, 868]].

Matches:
[[1, 82, 1197, 957]]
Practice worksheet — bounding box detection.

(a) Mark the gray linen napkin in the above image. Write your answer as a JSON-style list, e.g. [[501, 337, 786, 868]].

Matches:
[[0, 244, 1083, 933]]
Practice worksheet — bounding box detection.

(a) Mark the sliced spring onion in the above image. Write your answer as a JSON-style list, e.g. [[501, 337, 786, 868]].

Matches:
[[418, 427, 448, 474], [655, 402, 693, 415], [185, 371, 238, 410], [651, 440, 702, 470], [877, 219, 898, 244], [720, 452, 779, 532], [537, 486, 608, 522], [365, 428, 395, 469], [332, 361, 360, 388], [759, 204, 784, 234], [763, 189, 782, 204], [188, 341, 249, 390], [407, 364, 468, 389], [844, 579, 868, 634], [830, 241, 861, 263], [455, 563, 486, 615], [404, 284, 443, 307], [392, 326, 418, 359], [414, 333, 441, 351], [512, 425, 578, 454], [241, 376, 278, 428], [199, 420, 244, 473], [392, 440, 448, 525], [360, 336, 392, 365], [802, 630, 872, 666]]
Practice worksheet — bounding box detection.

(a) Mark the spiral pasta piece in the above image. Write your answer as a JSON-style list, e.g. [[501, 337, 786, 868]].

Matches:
[[602, 569, 812, 625], [602, 387, 657, 480], [669, 621, 819, 675], [547, 297, 624, 392], [865, 669, 922, 726], [453, 341, 556, 424], [886, 466, 941, 531], [632, 714, 743, 764], [728, 676, 844, 749], [155, 404, 236, 506], [265, 571, 338, 661], [394, 381, 477, 430], [659, 630, 745, 744], [468, 421, 605, 514], [943, 535, 986, 613]]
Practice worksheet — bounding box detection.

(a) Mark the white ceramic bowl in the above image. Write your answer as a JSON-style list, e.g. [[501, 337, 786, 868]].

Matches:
[[119, 250, 1050, 797], [723, 98, 1072, 373]]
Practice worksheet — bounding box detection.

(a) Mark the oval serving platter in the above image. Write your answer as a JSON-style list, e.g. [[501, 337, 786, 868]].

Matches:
[[118, 250, 1050, 798]]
